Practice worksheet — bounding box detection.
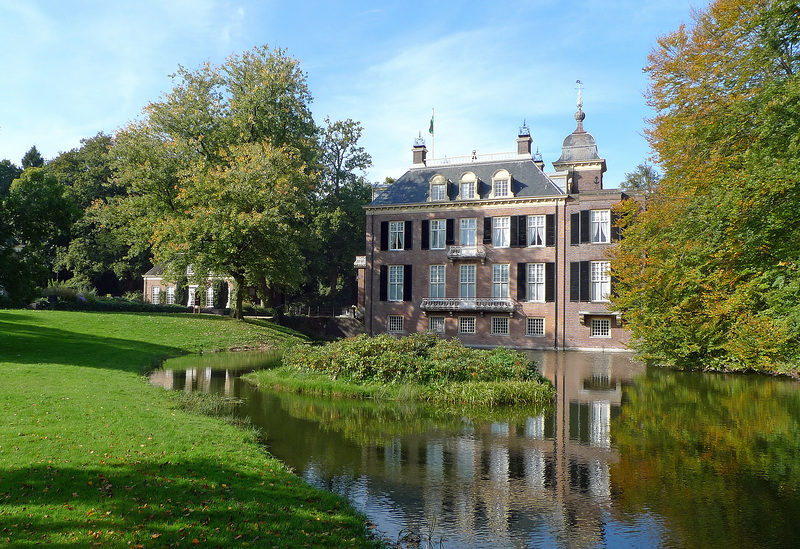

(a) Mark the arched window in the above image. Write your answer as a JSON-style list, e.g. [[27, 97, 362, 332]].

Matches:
[[429, 174, 448, 201], [491, 169, 512, 198], [459, 172, 477, 200]]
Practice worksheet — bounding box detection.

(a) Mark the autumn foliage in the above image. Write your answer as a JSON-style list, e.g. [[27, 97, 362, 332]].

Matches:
[[611, 0, 800, 372]]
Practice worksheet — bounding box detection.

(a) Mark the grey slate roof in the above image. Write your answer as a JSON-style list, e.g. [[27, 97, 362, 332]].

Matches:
[[370, 158, 564, 206]]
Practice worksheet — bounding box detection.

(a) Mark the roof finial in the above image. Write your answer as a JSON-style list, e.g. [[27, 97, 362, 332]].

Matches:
[[574, 79, 585, 132]]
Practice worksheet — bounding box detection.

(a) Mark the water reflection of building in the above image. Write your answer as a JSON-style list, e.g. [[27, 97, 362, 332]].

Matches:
[[148, 367, 235, 397]]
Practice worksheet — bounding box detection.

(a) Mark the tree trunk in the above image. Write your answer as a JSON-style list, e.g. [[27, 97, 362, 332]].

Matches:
[[232, 274, 245, 320]]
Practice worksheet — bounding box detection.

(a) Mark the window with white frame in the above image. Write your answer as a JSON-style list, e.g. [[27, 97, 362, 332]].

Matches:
[[430, 175, 447, 201], [460, 264, 475, 299], [492, 264, 509, 298], [459, 316, 476, 334], [494, 179, 510, 198], [430, 219, 446, 250], [388, 265, 404, 301], [528, 215, 546, 247], [388, 315, 404, 333], [429, 265, 446, 298], [527, 263, 545, 302], [491, 316, 509, 335], [151, 286, 161, 305], [493, 216, 510, 247], [591, 210, 611, 243], [591, 318, 611, 338], [428, 316, 445, 334], [460, 218, 476, 246], [166, 286, 175, 305], [460, 173, 477, 200], [206, 287, 214, 308], [527, 317, 545, 337], [188, 287, 197, 307], [591, 261, 611, 302], [389, 221, 405, 250]]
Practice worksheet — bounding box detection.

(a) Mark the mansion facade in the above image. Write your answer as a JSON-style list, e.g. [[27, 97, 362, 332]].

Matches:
[[356, 101, 635, 350]]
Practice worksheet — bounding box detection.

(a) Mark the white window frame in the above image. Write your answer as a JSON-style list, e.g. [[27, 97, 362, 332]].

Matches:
[[429, 265, 446, 298], [428, 316, 445, 334], [591, 318, 611, 338], [591, 209, 611, 244], [430, 219, 446, 250], [460, 218, 476, 246], [492, 264, 509, 299], [430, 183, 447, 201], [591, 261, 611, 302], [491, 316, 509, 336], [151, 286, 160, 305], [527, 317, 545, 337], [459, 264, 476, 299], [388, 315, 404, 333], [166, 286, 175, 305], [459, 173, 477, 200], [388, 265, 404, 302], [459, 316, 476, 334], [527, 263, 545, 302], [528, 215, 546, 247], [206, 287, 214, 308], [494, 179, 510, 198], [493, 216, 510, 248], [389, 221, 405, 251]]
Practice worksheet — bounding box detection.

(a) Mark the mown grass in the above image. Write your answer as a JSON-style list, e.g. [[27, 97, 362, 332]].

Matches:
[[0, 310, 379, 547]]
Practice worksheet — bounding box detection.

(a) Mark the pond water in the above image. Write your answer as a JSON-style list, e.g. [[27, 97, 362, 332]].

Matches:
[[151, 350, 800, 548]]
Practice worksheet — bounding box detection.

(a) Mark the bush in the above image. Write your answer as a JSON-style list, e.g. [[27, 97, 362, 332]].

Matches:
[[212, 279, 228, 309], [284, 332, 542, 385]]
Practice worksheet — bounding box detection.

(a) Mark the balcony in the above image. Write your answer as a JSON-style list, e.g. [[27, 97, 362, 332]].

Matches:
[[353, 255, 366, 268], [447, 245, 486, 263], [420, 297, 515, 315]]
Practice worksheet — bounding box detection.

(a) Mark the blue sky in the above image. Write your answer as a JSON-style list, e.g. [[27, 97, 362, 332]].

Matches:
[[0, 0, 705, 187]]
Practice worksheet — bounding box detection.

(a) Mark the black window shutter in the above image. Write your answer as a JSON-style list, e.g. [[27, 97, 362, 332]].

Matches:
[[510, 216, 520, 247], [517, 262, 527, 301], [483, 217, 493, 244], [379, 265, 388, 301], [611, 210, 620, 241], [545, 214, 555, 247], [445, 219, 454, 245], [403, 265, 413, 301], [421, 220, 430, 250], [517, 215, 527, 246], [404, 221, 413, 250], [580, 260, 590, 301], [570, 213, 580, 245], [545, 262, 555, 302], [570, 262, 580, 302], [380, 221, 389, 251], [580, 210, 590, 243]]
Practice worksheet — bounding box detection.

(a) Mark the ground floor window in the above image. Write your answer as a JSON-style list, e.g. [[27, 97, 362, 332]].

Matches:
[[526, 317, 545, 337], [428, 316, 445, 334], [458, 316, 476, 334], [206, 287, 214, 308], [151, 286, 160, 305], [491, 316, 509, 335], [166, 287, 175, 304], [591, 318, 611, 338], [388, 315, 404, 333]]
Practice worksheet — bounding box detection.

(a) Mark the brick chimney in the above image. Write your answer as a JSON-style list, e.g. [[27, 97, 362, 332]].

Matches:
[[516, 121, 532, 156], [412, 134, 427, 166]]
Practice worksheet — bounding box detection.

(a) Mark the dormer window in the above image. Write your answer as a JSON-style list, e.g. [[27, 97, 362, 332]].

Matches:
[[429, 174, 448, 201], [491, 169, 511, 198], [459, 172, 477, 200]]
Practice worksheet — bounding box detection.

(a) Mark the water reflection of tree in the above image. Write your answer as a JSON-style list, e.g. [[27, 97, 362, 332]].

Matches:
[[270, 391, 550, 447], [611, 369, 800, 548]]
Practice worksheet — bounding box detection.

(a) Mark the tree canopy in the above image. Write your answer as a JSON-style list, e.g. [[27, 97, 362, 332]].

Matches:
[[611, 0, 800, 371]]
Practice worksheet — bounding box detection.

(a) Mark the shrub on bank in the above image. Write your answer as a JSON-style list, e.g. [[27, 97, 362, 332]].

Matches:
[[284, 332, 543, 385]]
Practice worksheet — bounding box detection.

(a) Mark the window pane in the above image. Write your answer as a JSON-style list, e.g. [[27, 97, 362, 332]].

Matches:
[[430, 265, 445, 298], [492, 264, 509, 298], [591, 318, 610, 337], [527, 317, 545, 336], [389, 221, 405, 250], [528, 263, 545, 302], [460, 265, 475, 299], [590, 210, 610, 243], [460, 218, 476, 246], [431, 220, 445, 249], [493, 217, 510, 247], [389, 265, 404, 301], [388, 315, 404, 333], [491, 317, 509, 335], [429, 316, 445, 334], [494, 179, 509, 197], [528, 215, 545, 247], [459, 316, 476, 333], [431, 184, 446, 201], [591, 261, 610, 302]]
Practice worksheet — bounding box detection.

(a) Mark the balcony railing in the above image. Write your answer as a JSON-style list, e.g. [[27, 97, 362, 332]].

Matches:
[[426, 150, 529, 167], [447, 245, 486, 262], [420, 297, 515, 314]]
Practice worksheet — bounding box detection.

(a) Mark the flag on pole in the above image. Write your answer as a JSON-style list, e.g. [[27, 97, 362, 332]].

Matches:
[[429, 110, 434, 135]]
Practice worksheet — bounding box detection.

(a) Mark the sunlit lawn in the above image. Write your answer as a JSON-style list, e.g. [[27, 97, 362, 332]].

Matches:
[[0, 310, 379, 547]]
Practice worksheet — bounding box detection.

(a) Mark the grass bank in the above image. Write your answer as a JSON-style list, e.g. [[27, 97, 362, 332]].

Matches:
[[247, 333, 555, 407], [0, 310, 379, 547]]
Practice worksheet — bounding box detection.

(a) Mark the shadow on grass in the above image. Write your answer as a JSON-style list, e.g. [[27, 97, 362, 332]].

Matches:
[[0, 457, 371, 547], [0, 316, 184, 374]]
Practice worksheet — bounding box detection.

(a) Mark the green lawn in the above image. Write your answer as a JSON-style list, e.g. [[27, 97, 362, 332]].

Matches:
[[0, 310, 379, 547]]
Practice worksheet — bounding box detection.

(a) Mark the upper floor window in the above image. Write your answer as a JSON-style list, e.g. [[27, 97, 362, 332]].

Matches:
[[591, 210, 611, 243], [491, 169, 511, 198], [429, 174, 447, 201], [459, 172, 477, 200], [430, 265, 446, 298], [528, 215, 546, 247], [492, 264, 509, 298], [460, 218, 477, 246], [460, 264, 476, 299], [527, 263, 545, 302], [389, 221, 405, 250], [493, 217, 510, 247], [591, 261, 611, 302], [430, 219, 446, 250], [389, 265, 404, 301]]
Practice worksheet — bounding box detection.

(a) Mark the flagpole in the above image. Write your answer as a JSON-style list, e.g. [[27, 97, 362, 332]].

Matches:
[[429, 108, 435, 159]]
